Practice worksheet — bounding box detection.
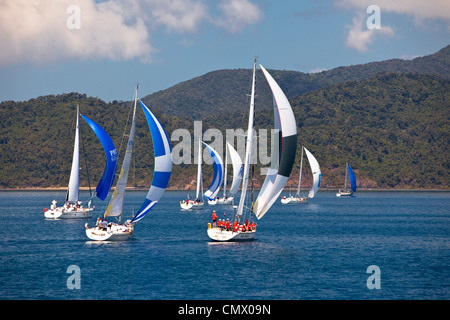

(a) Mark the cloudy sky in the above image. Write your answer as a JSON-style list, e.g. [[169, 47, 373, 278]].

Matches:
[[0, 0, 449, 102]]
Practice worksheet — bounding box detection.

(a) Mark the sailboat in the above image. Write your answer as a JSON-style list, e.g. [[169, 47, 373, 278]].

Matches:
[[44, 105, 117, 219], [216, 142, 243, 205], [281, 146, 321, 203], [180, 138, 204, 209], [85, 89, 172, 241], [203, 141, 224, 205], [207, 59, 297, 241], [336, 163, 356, 197]]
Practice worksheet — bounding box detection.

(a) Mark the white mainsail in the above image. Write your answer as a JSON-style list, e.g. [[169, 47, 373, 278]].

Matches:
[[66, 104, 80, 203], [303, 147, 321, 199], [104, 85, 138, 219]]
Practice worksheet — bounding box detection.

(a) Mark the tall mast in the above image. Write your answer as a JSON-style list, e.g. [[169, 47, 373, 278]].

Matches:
[[104, 84, 138, 222], [237, 58, 256, 218], [196, 137, 202, 200], [296, 147, 304, 197], [223, 144, 228, 198], [344, 162, 348, 191]]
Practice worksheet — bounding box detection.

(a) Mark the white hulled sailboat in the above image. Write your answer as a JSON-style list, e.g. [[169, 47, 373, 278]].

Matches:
[[85, 86, 172, 240], [44, 105, 117, 219], [281, 146, 321, 204], [207, 59, 297, 241], [336, 163, 356, 197], [180, 138, 205, 209]]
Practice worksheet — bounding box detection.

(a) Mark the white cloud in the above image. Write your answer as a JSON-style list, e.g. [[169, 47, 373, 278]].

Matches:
[[216, 0, 264, 33], [0, 0, 153, 66], [345, 13, 394, 52], [0, 0, 263, 66], [145, 0, 209, 33]]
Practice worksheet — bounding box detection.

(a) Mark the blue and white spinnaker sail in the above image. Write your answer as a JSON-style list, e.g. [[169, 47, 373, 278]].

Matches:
[[202, 141, 224, 201], [131, 101, 172, 223], [81, 115, 118, 201]]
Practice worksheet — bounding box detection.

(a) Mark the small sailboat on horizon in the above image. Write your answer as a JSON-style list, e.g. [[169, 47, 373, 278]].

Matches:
[[207, 59, 297, 241], [85, 86, 172, 241], [44, 104, 117, 219], [180, 138, 205, 209], [281, 146, 321, 204], [336, 162, 356, 197]]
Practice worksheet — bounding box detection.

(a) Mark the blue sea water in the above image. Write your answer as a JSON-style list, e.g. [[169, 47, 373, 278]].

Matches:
[[0, 190, 449, 300]]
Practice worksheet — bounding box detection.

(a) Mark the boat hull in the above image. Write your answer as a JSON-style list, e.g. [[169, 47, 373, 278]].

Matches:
[[281, 196, 308, 204], [45, 207, 94, 219], [336, 190, 353, 197], [217, 197, 233, 205], [85, 223, 133, 241], [180, 201, 204, 210], [207, 227, 256, 242]]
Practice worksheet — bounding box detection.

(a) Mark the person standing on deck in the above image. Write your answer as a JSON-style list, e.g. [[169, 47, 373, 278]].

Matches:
[[212, 210, 217, 227]]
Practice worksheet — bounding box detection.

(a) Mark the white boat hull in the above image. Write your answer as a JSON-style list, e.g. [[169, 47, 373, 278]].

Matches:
[[208, 199, 218, 205], [85, 223, 133, 241], [207, 226, 256, 241], [336, 190, 353, 197], [180, 200, 204, 210], [281, 196, 308, 204], [217, 196, 233, 205], [44, 207, 94, 219]]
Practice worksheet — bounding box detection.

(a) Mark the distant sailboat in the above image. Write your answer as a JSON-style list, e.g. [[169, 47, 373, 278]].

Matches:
[[216, 142, 243, 205], [86, 89, 172, 241], [207, 59, 297, 241], [44, 105, 117, 219], [281, 146, 321, 204], [180, 138, 204, 209], [336, 163, 356, 197]]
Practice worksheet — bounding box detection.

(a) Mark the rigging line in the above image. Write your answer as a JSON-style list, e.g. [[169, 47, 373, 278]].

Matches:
[[80, 110, 93, 202]]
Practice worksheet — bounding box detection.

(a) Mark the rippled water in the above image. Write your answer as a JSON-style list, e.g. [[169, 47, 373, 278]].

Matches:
[[0, 190, 449, 300]]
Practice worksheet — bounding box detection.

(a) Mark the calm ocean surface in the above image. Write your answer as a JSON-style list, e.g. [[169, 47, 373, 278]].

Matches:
[[0, 190, 449, 300]]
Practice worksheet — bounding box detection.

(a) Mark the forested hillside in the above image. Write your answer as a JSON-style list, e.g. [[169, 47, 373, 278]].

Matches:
[[0, 46, 448, 190]]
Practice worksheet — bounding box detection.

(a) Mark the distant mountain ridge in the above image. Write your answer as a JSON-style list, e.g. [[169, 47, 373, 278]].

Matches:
[[141, 45, 450, 120]]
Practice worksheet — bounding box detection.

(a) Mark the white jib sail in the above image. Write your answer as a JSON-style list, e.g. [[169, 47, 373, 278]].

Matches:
[[66, 105, 80, 203], [105, 87, 138, 217], [304, 147, 321, 199], [227, 142, 243, 195]]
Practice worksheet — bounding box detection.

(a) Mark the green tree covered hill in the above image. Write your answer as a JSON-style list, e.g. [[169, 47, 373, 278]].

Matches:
[[0, 46, 448, 190]]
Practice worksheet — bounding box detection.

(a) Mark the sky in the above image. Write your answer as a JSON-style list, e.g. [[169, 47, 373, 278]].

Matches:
[[0, 0, 449, 103]]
